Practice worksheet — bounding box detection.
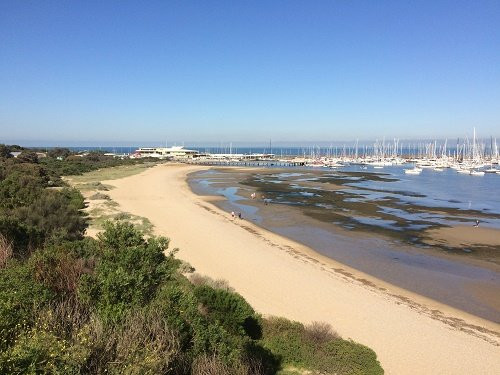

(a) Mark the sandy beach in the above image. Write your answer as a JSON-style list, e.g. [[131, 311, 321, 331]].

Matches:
[[102, 163, 500, 374]]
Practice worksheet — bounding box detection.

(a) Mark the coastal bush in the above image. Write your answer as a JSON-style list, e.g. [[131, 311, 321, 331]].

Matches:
[[0, 233, 13, 269], [304, 321, 340, 345], [0, 170, 46, 209], [0, 215, 43, 257], [0, 156, 87, 252], [79, 222, 177, 323], [15, 189, 87, 243], [17, 151, 39, 164], [47, 147, 71, 159], [153, 282, 244, 366], [0, 327, 78, 374], [194, 285, 262, 339], [0, 262, 53, 351], [261, 317, 383, 375], [0, 144, 12, 158], [106, 308, 181, 374], [190, 273, 233, 291], [30, 245, 90, 295]]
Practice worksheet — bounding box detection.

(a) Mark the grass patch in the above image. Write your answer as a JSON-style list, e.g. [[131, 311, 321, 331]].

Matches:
[[67, 163, 156, 185], [74, 181, 113, 192], [89, 212, 154, 236], [104, 200, 119, 208]]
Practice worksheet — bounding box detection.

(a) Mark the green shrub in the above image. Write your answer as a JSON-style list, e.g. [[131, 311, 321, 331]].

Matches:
[[79, 222, 177, 323], [0, 262, 53, 351], [0, 216, 43, 257], [261, 317, 383, 375], [97, 221, 146, 250], [0, 328, 80, 374], [194, 285, 262, 340], [0, 170, 45, 209], [15, 189, 87, 244]]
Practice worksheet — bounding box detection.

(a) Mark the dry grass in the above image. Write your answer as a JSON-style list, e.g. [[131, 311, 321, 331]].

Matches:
[[192, 354, 265, 375], [304, 321, 340, 345], [37, 297, 91, 340], [190, 273, 234, 291], [114, 308, 180, 370], [0, 234, 13, 269], [83, 308, 180, 374], [33, 250, 93, 294]]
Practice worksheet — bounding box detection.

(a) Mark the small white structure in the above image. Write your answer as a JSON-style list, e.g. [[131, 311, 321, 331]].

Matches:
[[132, 146, 199, 159]]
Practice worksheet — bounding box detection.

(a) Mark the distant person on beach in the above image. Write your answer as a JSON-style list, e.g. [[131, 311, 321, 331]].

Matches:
[[231, 211, 235, 219], [238, 212, 242, 219], [261, 194, 268, 205], [474, 219, 480, 227]]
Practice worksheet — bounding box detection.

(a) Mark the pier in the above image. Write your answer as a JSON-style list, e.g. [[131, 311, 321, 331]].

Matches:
[[185, 159, 305, 167]]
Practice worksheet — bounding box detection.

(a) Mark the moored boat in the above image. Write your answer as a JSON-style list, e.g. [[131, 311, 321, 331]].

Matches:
[[405, 167, 422, 175], [469, 170, 485, 176]]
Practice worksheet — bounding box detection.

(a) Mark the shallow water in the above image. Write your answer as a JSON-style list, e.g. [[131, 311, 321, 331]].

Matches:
[[189, 166, 500, 322]]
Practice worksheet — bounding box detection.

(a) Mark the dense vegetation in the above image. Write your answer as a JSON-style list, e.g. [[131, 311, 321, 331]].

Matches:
[[0, 145, 383, 374]]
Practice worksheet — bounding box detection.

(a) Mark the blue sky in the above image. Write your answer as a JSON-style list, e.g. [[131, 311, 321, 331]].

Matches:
[[1, 1, 499, 145]]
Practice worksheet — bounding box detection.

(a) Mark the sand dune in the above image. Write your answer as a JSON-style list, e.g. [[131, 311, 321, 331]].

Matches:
[[103, 163, 500, 375]]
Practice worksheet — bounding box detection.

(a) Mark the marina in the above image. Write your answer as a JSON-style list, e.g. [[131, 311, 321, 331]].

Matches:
[[123, 129, 500, 177]]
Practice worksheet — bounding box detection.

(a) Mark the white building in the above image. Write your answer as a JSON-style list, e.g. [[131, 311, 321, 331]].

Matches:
[[132, 146, 199, 159]]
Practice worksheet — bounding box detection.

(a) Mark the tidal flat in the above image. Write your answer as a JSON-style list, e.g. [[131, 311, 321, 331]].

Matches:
[[188, 166, 500, 322]]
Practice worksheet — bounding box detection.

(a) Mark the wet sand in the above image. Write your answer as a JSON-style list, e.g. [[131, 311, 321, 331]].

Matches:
[[189, 167, 500, 321], [424, 226, 500, 247], [103, 164, 500, 375]]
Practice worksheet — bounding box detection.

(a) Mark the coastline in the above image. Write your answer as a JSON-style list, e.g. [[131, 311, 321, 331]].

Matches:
[[101, 163, 500, 374], [187, 167, 500, 321]]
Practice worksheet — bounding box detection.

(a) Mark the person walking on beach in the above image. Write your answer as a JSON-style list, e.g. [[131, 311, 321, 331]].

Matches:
[[231, 211, 235, 220], [474, 219, 480, 227], [238, 212, 242, 220]]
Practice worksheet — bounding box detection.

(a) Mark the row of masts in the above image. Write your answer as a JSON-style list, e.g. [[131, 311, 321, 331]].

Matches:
[[202, 137, 499, 164], [192, 129, 499, 174]]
